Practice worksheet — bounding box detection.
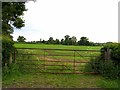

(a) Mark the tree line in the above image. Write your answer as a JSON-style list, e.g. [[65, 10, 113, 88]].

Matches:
[[16, 35, 105, 46]]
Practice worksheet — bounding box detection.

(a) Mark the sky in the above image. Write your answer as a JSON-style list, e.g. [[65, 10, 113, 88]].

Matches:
[[12, 0, 119, 43]]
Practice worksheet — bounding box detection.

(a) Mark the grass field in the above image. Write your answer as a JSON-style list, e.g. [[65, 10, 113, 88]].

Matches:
[[14, 43, 102, 50], [2, 43, 119, 88], [15, 43, 102, 73]]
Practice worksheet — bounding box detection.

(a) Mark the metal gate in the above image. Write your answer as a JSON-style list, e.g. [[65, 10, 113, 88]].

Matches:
[[15, 48, 100, 74]]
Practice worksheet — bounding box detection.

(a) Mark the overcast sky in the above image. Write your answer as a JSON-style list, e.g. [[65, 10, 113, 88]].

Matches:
[[12, 0, 119, 43]]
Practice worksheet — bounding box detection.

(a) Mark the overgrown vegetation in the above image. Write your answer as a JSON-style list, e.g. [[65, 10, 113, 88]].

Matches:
[[2, 2, 26, 67], [2, 35, 14, 67], [2, 50, 35, 80], [91, 43, 120, 79], [2, 63, 22, 80]]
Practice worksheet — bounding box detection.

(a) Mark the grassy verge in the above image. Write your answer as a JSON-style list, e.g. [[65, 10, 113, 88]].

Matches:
[[3, 73, 119, 88]]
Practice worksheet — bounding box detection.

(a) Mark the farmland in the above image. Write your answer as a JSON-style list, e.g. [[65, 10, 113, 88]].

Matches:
[[2, 43, 119, 88], [14, 43, 102, 73], [14, 43, 102, 50]]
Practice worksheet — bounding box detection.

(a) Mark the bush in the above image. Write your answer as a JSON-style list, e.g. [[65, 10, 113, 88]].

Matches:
[[90, 43, 120, 79], [90, 57, 120, 79], [101, 43, 120, 64], [111, 44, 120, 63], [2, 35, 15, 67]]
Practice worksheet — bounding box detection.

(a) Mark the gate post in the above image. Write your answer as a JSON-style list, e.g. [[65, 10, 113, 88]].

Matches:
[[104, 48, 111, 61], [44, 49, 45, 70], [74, 50, 75, 73], [13, 49, 16, 63]]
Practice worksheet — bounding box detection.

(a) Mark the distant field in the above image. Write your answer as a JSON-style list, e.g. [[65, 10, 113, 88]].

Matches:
[[14, 43, 102, 50]]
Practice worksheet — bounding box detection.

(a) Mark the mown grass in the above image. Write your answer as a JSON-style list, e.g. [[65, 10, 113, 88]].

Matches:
[[2, 43, 119, 88]]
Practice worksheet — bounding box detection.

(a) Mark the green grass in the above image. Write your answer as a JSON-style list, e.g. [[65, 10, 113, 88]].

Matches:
[[3, 74, 119, 88], [3, 43, 119, 88], [14, 43, 101, 73], [14, 43, 102, 50]]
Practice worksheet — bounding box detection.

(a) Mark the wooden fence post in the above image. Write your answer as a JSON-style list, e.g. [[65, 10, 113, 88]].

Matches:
[[13, 50, 16, 63], [74, 50, 75, 73], [44, 49, 45, 70], [104, 48, 111, 61], [9, 53, 12, 65]]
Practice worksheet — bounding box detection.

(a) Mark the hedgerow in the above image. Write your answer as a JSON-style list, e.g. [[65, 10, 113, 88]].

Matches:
[[91, 43, 120, 79], [2, 35, 15, 67]]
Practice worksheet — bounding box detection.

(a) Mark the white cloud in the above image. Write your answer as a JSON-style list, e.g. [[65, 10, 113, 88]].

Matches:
[[12, 0, 119, 42]]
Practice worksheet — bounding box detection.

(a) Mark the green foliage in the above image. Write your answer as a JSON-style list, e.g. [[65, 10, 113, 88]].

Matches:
[[17, 36, 26, 42], [25, 35, 104, 46], [54, 39, 60, 44], [101, 43, 120, 63], [2, 2, 26, 67], [2, 63, 22, 80], [111, 44, 120, 63], [91, 58, 120, 79], [2, 2, 26, 35], [48, 37, 54, 44], [78, 37, 88, 45], [91, 43, 120, 79], [2, 35, 15, 66], [2, 50, 38, 80], [101, 61, 120, 79], [78, 37, 93, 46]]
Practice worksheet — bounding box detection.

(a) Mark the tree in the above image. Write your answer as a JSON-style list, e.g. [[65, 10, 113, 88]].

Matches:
[[64, 35, 70, 45], [89, 42, 95, 46], [40, 38, 42, 43], [68, 38, 72, 45], [55, 39, 60, 44], [61, 38, 64, 45], [2, 2, 26, 35], [2, 2, 27, 67], [17, 36, 26, 42], [48, 37, 54, 44], [71, 36, 77, 45], [78, 37, 90, 46], [42, 40, 45, 44]]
